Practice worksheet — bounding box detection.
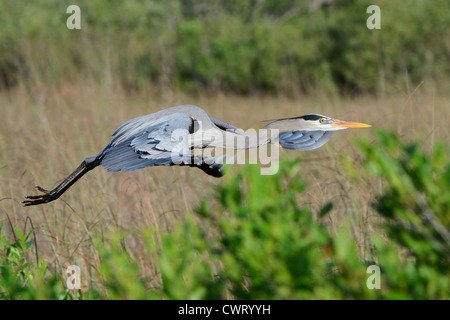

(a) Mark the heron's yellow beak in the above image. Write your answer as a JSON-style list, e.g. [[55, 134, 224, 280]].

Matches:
[[331, 119, 371, 129]]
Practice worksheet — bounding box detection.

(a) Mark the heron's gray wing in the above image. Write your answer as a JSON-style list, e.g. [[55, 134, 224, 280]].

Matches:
[[99, 117, 195, 172], [97, 116, 226, 177], [277, 130, 334, 151]]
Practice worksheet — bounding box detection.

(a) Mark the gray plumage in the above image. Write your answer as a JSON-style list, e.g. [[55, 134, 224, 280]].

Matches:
[[91, 105, 245, 176], [277, 130, 334, 150], [23, 105, 370, 206]]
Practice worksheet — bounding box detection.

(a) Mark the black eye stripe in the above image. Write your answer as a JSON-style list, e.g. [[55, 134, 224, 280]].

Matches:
[[265, 114, 329, 122], [299, 114, 325, 121]]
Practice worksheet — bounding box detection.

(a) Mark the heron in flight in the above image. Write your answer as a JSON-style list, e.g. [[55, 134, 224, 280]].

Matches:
[[23, 105, 370, 206]]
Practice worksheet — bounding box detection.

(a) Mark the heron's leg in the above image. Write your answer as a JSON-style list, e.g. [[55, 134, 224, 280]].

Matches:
[[23, 157, 102, 206]]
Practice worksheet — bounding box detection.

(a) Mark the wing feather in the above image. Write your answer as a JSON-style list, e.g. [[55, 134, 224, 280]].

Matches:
[[99, 115, 225, 177], [278, 130, 334, 151], [100, 118, 193, 172]]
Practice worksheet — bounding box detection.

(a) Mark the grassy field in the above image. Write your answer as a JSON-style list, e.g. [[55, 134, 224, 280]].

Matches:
[[0, 78, 448, 296]]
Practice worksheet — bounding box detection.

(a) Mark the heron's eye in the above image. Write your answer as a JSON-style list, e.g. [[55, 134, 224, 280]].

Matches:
[[319, 118, 325, 123]]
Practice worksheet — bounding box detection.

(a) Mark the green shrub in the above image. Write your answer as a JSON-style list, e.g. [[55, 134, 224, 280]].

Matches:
[[0, 222, 73, 299], [356, 131, 449, 299]]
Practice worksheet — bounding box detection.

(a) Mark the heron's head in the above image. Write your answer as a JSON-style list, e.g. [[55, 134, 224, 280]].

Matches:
[[298, 114, 371, 131], [263, 114, 371, 132], [262, 113, 371, 151]]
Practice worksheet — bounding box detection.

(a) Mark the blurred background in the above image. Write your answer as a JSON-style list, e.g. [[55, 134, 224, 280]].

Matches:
[[1, 0, 449, 95], [0, 0, 448, 299]]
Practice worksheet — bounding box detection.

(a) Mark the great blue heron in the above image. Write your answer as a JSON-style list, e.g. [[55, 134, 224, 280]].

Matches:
[[23, 105, 370, 206]]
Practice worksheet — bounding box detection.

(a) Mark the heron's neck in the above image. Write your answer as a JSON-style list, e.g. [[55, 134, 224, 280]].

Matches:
[[191, 129, 278, 150]]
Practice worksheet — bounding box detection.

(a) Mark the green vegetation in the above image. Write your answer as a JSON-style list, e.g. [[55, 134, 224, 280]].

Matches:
[[0, 222, 71, 299], [1, 132, 448, 299], [1, 0, 449, 94]]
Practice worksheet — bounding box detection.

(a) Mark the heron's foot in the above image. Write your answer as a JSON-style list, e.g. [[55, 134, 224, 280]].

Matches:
[[23, 186, 59, 206]]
